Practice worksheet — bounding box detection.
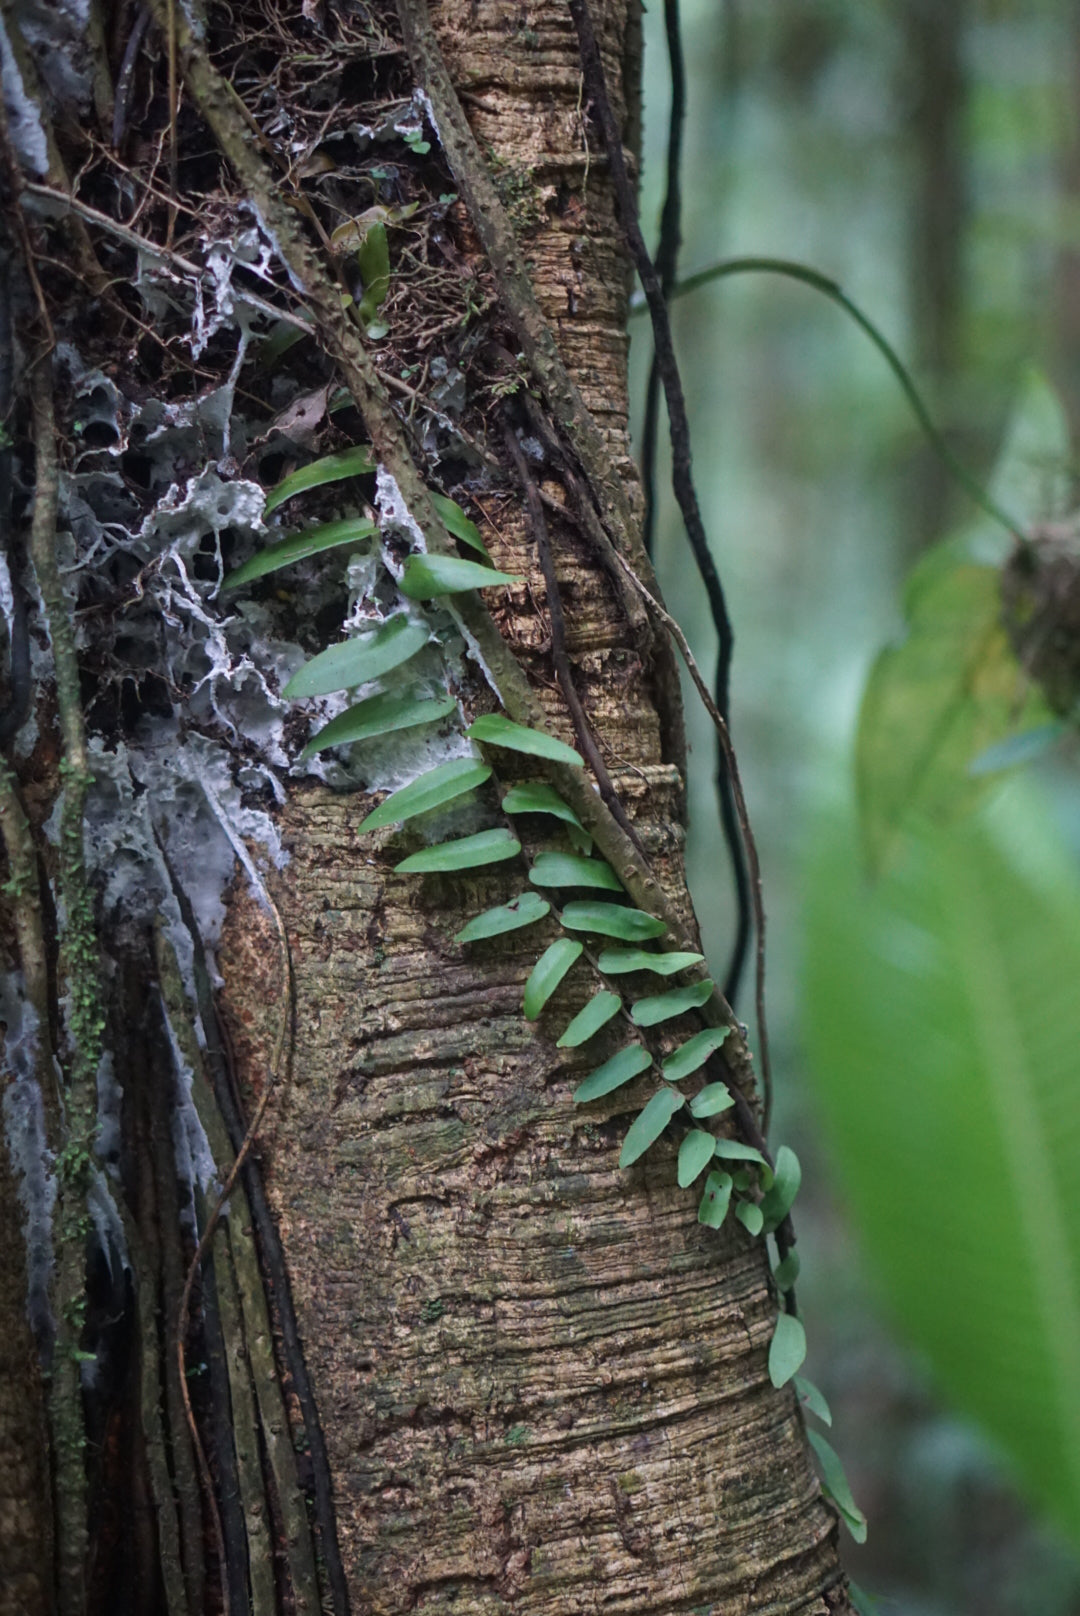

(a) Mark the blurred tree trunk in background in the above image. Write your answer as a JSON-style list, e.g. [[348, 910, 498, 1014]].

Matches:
[[899, 0, 968, 551]]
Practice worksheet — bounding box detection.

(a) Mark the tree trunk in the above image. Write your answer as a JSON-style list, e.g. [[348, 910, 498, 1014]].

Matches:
[[0, 0, 852, 1611]]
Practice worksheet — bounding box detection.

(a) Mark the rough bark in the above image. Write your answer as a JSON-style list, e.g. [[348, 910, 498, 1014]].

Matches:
[[217, 3, 847, 1612], [0, 0, 854, 1607]]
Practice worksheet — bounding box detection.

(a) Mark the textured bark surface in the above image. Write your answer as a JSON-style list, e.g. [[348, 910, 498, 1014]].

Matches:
[[0, 1149, 50, 1616], [218, 1, 850, 1610]]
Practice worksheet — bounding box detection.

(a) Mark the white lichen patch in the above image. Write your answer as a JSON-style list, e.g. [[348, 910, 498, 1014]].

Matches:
[[0, 978, 56, 1341], [0, 13, 48, 175]]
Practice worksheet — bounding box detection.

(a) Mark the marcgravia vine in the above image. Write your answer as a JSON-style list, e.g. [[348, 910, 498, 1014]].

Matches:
[[224, 435, 867, 1546]]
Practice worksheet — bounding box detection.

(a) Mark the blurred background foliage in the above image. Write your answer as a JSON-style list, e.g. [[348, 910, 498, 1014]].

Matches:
[[631, 1, 1080, 1610]]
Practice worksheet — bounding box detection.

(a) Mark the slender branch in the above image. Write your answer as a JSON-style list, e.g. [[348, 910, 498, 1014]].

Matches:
[[640, 254, 1020, 535], [503, 420, 649, 860], [569, 0, 734, 717], [569, 0, 752, 1011], [28, 354, 99, 1616], [611, 549, 773, 1136]]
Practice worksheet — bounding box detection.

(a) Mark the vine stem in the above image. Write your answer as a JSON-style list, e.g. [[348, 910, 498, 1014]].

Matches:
[[27, 354, 101, 1616], [502, 419, 649, 861], [641, 255, 1021, 536], [611, 549, 774, 1137], [568, 0, 753, 1014], [174, 889, 292, 1616]]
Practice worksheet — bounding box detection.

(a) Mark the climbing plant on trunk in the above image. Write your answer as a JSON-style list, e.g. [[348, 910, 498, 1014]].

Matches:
[[0, 0, 856, 1611]]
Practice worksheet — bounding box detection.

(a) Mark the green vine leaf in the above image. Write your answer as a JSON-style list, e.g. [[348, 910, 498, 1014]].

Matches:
[[573, 1043, 652, 1102], [430, 492, 491, 560], [597, 948, 705, 976], [677, 1130, 716, 1188], [501, 782, 587, 830], [466, 714, 583, 766], [455, 891, 550, 942], [394, 829, 521, 873], [760, 1145, 802, 1232], [619, 1086, 685, 1167], [399, 555, 522, 598], [358, 757, 492, 832], [794, 1375, 832, 1427], [501, 782, 592, 852], [630, 978, 715, 1027], [284, 615, 429, 699], [523, 937, 583, 1021], [698, 1169, 733, 1229], [688, 1082, 734, 1118], [807, 1430, 868, 1544], [355, 221, 391, 333], [773, 1251, 801, 1292], [528, 852, 621, 891], [735, 1200, 764, 1236], [300, 691, 456, 758], [560, 902, 667, 941], [768, 1311, 807, 1388], [662, 1027, 731, 1082], [223, 517, 377, 589], [557, 989, 622, 1048], [263, 445, 376, 513], [713, 1139, 773, 1186]]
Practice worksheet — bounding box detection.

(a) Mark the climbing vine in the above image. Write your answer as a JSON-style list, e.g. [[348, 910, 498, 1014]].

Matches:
[[224, 438, 866, 1544]]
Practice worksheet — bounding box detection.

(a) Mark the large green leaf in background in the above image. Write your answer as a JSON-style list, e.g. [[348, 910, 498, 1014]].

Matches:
[[803, 778, 1080, 1542], [856, 371, 1066, 874]]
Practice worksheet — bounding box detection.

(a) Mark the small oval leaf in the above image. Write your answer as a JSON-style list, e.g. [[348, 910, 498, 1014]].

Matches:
[[689, 1082, 734, 1118], [301, 691, 455, 757], [597, 948, 705, 976], [573, 1043, 652, 1103], [807, 1430, 867, 1543], [735, 1200, 764, 1237], [399, 555, 522, 598], [394, 828, 520, 873], [529, 852, 621, 890], [677, 1130, 716, 1188], [768, 1311, 807, 1388], [263, 445, 376, 513], [794, 1375, 832, 1427], [663, 1027, 732, 1083], [224, 517, 377, 589], [560, 903, 667, 941], [760, 1145, 802, 1233], [698, 1169, 733, 1229], [284, 616, 428, 699], [430, 492, 491, 559], [467, 714, 583, 767], [359, 757, 491, 833], [455, 891, 550, 942], [713, 1138, 773, 1186], [630, 978, 715, 1027], [501, 782, 587, 832], [773, 1251, 801, 1293], [619, 1086, 685, 1168], [557, 989, 622, 1048], [523, 937, 583, 1021]]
